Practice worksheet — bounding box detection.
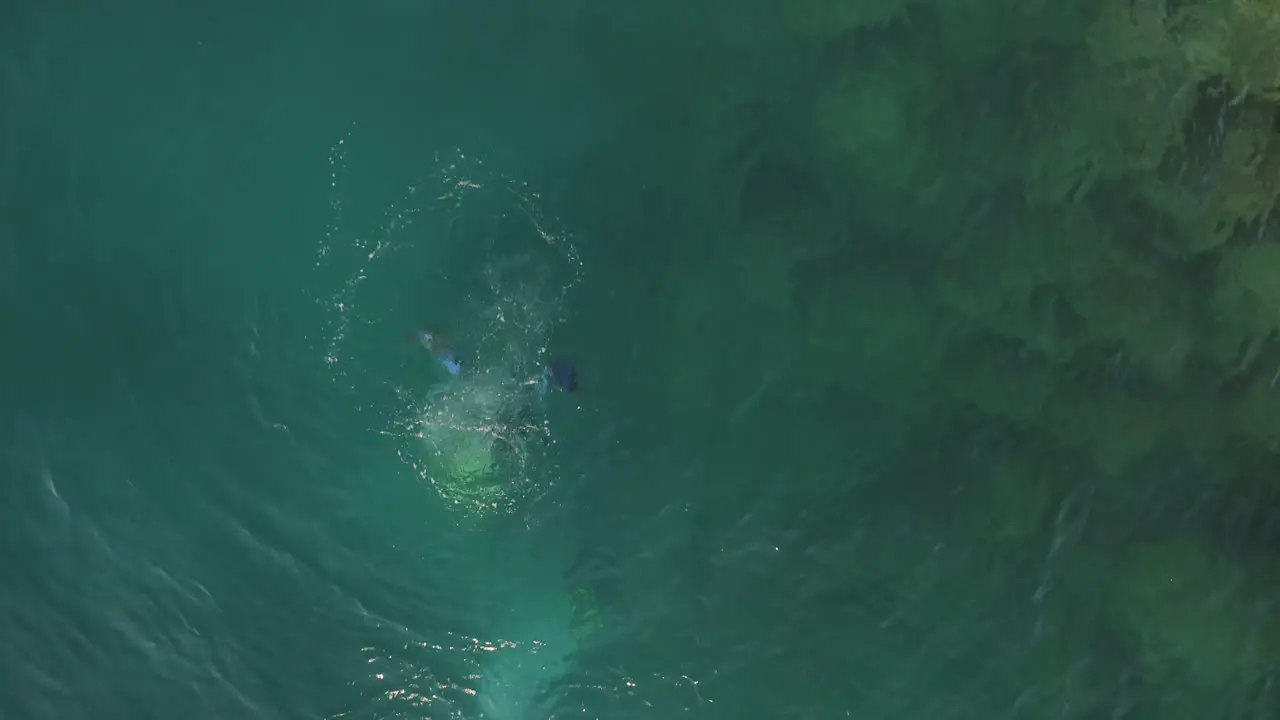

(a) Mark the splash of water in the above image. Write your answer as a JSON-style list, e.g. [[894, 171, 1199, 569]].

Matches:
[[316, 133, 583, 518], [314, 132, 592, 720]]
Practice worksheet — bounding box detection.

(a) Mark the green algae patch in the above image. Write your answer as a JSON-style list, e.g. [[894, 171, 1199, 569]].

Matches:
[[811, 50, 937, 192], [552, 0, 1280, 708], [1108, 536, 1280, 695], [957, 449, 1057, 543]]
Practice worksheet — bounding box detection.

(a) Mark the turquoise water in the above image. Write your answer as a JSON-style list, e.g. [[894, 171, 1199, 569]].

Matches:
[[6, 2, 1280, 719], [0, 4, 720, 717]]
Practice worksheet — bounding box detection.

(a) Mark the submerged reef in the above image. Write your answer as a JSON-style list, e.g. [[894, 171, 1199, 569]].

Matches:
[[545, 0, 1280, 714]]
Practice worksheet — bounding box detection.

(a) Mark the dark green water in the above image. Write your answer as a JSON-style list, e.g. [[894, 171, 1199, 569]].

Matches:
[[5, 1, 1280, 719]]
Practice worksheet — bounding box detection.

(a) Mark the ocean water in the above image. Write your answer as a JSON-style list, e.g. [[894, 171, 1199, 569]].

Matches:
[[5, 1, 1279, 719], [0, 4, 703, 717]]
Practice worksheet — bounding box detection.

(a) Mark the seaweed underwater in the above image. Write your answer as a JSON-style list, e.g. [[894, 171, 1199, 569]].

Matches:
[[545, 0, 1280, 714]]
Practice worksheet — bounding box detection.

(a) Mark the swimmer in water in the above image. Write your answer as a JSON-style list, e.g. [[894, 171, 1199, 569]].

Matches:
[[413, 326, 578, 395], [536, 357, 578, 395], [413, 326, 463, 376], [414, 324, 579, 473], [503, 357, 578, 442]]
